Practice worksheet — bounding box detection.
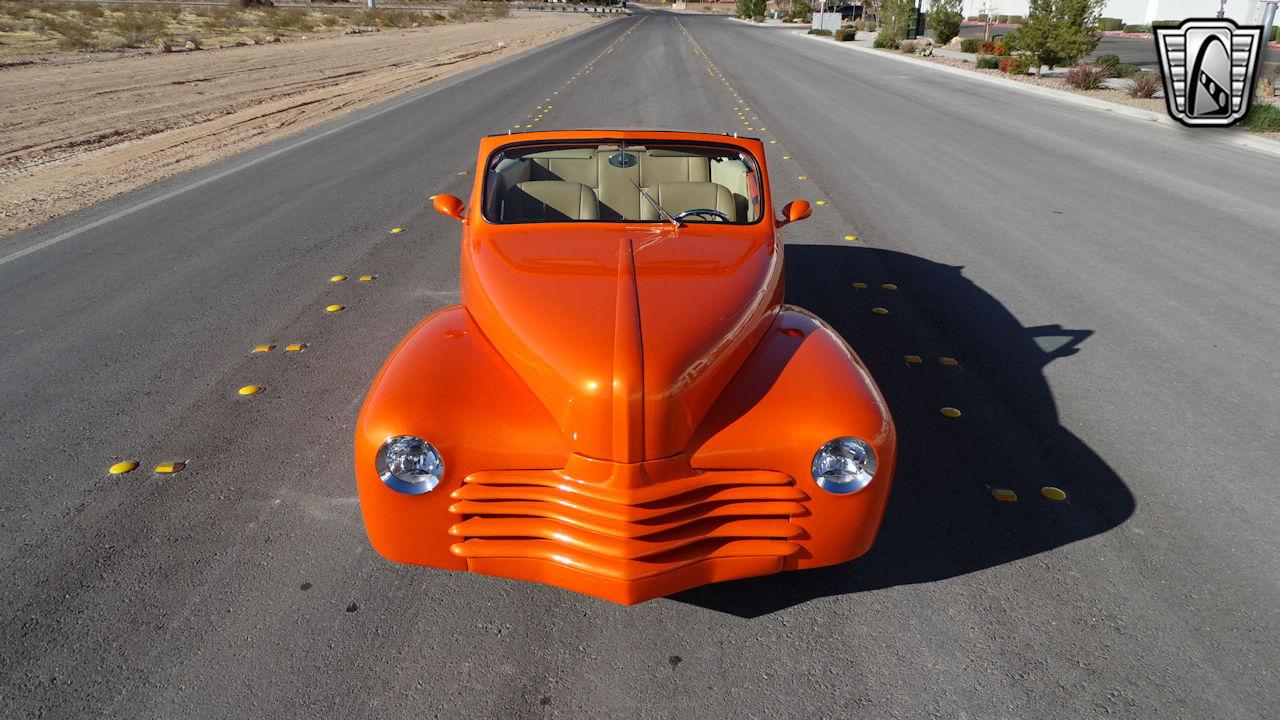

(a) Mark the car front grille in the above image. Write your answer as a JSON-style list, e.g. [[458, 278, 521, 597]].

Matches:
[[448, 464, 804, 581]]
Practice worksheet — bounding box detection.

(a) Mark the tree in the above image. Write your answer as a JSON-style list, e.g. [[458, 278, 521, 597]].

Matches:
[[1015, 0, 1105, 75], [735, 0, 767, 19], [878, 0, 915, 42], [926, 0, 963, 45]]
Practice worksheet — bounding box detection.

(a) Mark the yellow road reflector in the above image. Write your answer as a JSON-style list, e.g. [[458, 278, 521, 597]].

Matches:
[[769, 139, 777, 144], [155, 461, 185, 475], [844, 234, 858, 242], [782, 155, 792, 160], [992, 488, 1018, 502], [815, 200, 828, 206], [940, 406, 962, 418], [358, 275, 376, 282], [852, 282, 868, 289], [903, 354, 922, 364], [252, 344, 274, 353], [325, 304, 345, 313], [882, 283, 898, 291], [798, 175, 809, 180], [330, 275, 347, 282], [939, 356, 959, 366], [1041, 486, 1068, 501], [871, 307, 889, 316], [108, 460, 138, 475], [285, 343, 307, 352], [760, 127, 768, 131], [238, 385, 264, 396], [390, 227, 404, 234]]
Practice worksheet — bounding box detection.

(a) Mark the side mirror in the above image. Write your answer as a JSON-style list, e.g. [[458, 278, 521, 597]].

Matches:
[[776, 199, 812, 227], [433, 194, 465, 222]]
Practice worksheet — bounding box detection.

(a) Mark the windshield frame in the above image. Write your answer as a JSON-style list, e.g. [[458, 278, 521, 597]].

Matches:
[[479, 138, 767, 227]]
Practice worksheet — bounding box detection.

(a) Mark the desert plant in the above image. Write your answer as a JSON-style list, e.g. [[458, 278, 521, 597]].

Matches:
[[263, 8, 312, 32], [1097, 16, 1121, 31], [926, 0, 962, 45], [784, 0, 812, 22], [878, 0, 913, 40], [1017, 0, 1105, 75], [807, 28, 832, 35], [976, 54, 999, 69], [73, 2, 104, 19], [1093, 52, 1118, 68], [980, 41, 995, 53], [735, 0, 765, 19], [898, 38, 916, 52], [1110, 62, 1140, 78], [834, 26, 857, 41], [44, 14, 98, 49], [1242, 103, 1280, 132], [999, 54, 1033, 74], [1149, 19, 1179, 27], [873, 29, 902, 48], [1065, 62, 1109, 89], [1122, 24, 1148, 32], [960, 36, 981, 52], [863, 19, 876, 31], [109, 7, 169, 47], [1127, 71, 1160, 98]]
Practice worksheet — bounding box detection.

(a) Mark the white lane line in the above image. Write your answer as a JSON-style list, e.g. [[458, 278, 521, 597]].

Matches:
[[0, 20, 620, 269]]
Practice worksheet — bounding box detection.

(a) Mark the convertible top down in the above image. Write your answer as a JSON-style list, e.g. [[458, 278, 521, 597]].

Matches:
[[355, 130, 896, 604]]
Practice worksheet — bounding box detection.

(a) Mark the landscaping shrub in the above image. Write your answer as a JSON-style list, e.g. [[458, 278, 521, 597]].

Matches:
[[1242, 103, 1280, 132], [993, 39, 1009, 55], [784, 0, 812, 23], [926, 0, 962, 45], [1127, 71, 1161, 98], [834, 27, 857, 41], [1122, 24, 1148, 33], [873, 30, 902, 48], [899, 39, 916, 53], [1065, 62, 1109, 89], [1017, 0, 1107, 74], [1110, 62, 1140, 78], [878, 0, 914, 42], [980, 41, 995, 53], [1097, 17, 1121, 31], [960, 36, 981, 52], [807, 28, 832, 35], [1150, 20, 1179, 27], [976, 54, 999, 69], [1094, 53, 1119, 68], [44, 14, 98, 49], [999, 54, 1033, 74]]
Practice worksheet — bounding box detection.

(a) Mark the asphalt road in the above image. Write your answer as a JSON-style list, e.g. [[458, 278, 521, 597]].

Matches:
[[3, 9, 1279, 718]]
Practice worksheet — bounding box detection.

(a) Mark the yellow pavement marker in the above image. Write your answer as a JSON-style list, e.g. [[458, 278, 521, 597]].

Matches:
[[252, 344, 274, 353], [358, 275, 376, 282], [940, 406, 962, 418], [154, 461, 185, 475], [330, 275, 347, 282], [108, 460, 138, 475], [903, 355, 922, 364], [238, 385, 264, 396], [390, 227, 404, 234], [1041, 486, 1068, 501], [882, 283, 898, 291], [285, 343, 307, 352], [992, 488, 1018, 502], [852, 282, 868, 289], [939, 356, 959, 366], [844, 234, 858, 242], [325, 304, 345, 313], [815, 200, 828, 206], [871, 307, 889, 315]]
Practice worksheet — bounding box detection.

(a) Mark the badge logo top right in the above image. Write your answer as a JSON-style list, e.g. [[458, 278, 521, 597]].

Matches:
[[1154, 19, 1265, 128]]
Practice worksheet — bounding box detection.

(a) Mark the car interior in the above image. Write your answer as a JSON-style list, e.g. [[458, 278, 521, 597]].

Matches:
[[483, 143, 763, 224]]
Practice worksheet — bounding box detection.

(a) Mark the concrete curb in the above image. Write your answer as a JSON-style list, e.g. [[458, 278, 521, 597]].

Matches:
[[795, 31, 1280, 159]]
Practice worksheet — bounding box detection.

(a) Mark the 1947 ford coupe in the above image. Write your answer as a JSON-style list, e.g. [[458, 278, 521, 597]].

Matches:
[[355, 130, 896, 605]]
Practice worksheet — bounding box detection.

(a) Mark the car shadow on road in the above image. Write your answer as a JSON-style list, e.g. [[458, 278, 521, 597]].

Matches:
[[673, 244, 1136, 617]]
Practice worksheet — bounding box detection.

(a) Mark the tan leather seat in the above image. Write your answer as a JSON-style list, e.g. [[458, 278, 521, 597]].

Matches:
[[502, 181, 599, 222], [639, 182, 738, 222]]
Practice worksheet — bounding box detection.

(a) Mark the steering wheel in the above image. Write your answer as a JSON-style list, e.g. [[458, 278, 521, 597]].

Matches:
[[672, 208, 730, 223]]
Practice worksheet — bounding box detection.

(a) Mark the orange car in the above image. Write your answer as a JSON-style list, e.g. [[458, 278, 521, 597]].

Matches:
[[355, 130, 896, 605]]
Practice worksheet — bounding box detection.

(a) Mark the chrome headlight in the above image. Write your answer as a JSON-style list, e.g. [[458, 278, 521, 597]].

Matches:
[[376, 435, 444, 495], [811, 437, 877, 495]]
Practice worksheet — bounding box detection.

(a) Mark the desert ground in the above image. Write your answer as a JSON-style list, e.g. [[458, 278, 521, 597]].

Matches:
[[0, 5, 603, 235]]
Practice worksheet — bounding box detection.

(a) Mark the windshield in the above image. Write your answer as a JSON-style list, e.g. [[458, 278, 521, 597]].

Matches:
[[482, 141, 763, 225]]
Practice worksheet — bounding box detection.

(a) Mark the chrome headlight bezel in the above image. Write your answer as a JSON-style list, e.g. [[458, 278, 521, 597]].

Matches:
[[376, 435, 444, 495], [811, 437, 877, 495]]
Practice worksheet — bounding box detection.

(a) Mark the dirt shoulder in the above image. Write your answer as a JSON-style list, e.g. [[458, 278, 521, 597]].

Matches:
[[0, 12, 604, 237]]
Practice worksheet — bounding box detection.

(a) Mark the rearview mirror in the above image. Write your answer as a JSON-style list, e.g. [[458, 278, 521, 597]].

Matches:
[[433, 194, 465, 222], [777, 200, 812, 227]]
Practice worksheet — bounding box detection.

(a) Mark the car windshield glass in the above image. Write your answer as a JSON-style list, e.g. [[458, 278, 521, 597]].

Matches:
[[482, 142, 763, 224]]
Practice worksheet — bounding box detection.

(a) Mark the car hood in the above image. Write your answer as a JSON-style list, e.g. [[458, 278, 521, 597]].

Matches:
[[461, 225, 781, 463]]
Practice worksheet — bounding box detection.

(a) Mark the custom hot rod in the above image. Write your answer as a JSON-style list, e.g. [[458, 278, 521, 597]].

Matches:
[[355, 130, 896, 604]]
